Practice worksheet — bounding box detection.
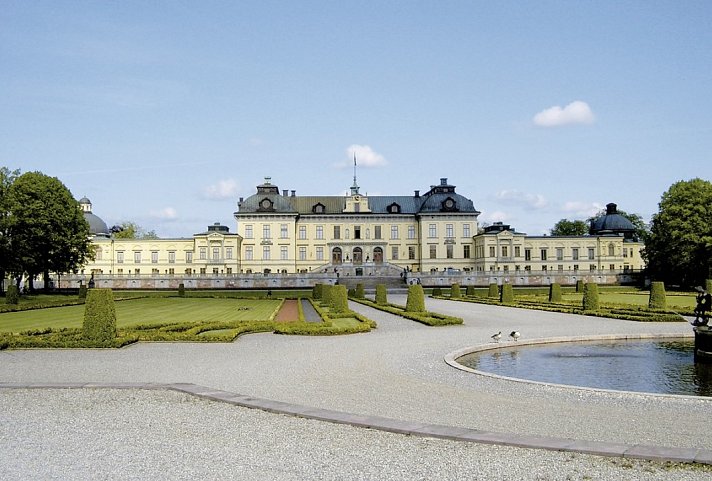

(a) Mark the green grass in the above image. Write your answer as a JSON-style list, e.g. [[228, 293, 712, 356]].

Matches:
[[0, 297, 282, 333]]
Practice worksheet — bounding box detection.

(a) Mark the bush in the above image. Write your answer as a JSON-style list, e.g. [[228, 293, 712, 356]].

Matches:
[[348, 288, 356, 298], [432, 287, 443, 297], [355, 283, 365, 299], [488, 283, 499, 298], [5, 284, 19, 305], [576, 280, 584, 293], [450, 283, 462, 298], [406, 284, 426, 312], [706, 279, 712, 294], [320, 284, 333, 306], [466, 285, 475, 296], [78, 284, 87, 300], [178, 283, 185, 297], [83, 289, 117, 342], [330, 285, 349, 314], [500, 283, 514, 304], [648, 281, 666, 310], [312, 283, 323, 300], [375, 284, 388, 305], [548, 283, 562, 302], [582, 283, 600, 311]]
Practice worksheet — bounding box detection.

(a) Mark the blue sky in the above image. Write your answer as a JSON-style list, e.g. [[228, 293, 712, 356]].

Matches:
[[2, 1, 710, 237]]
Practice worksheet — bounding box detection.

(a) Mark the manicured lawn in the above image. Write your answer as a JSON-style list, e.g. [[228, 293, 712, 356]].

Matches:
[[560, 291, 696, 309], [0, 297, 281, 333]]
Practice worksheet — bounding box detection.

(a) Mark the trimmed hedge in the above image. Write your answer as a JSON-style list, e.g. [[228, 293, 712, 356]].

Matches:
[[330, 285, 349, 314], [312, 283, 324, 300], [576, 280, 584, 293], [355, 283, 365, 299], [648, 281, 666, 310], [83, 289, 117, 342], [351, 297, 463, 326], [488, 283, 499, 298], [450, 283, 462, 299], [548, 283, 562, 303], [500, 283, 514, 304], [466, 285, 475, 296], [406, 284, 426, 312], [78, 284, 88, 300], [432, 287, 443, 297], [178, 283, 185, 297], [375, 284, 388, 305], [5, 284, 19, 305], [582, 283, 600, 312]]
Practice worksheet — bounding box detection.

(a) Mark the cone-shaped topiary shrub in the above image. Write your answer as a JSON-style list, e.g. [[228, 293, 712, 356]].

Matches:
[[312, 283, 323, 300], [576, 280, 584, 293], [330, 285, 349, 314], [582, 283, 599, 311], [321, 284, 333, 306], [500, 283, 514, 304], [451, 283, 462, 298], [83, 288, 116, 342], [375, 284, 388, 305], [488, 283, 499, 298], [355, 283, 365, 299], [348, 288, 356, 298], [78, 283, 87, 300], [548, 283, 562, 302], [432, 287, 442, 297], [648, 281, 666, 310], [466, 285, 475, 296], [5, 284, 19, 305], [178, 283, 185, 297], [406, 284, 426, 312]]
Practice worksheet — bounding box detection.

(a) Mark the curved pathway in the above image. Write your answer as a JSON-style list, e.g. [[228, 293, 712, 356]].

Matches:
[[2, 295, 711, 478]]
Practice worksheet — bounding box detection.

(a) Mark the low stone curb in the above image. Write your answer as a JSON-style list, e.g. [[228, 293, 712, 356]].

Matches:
[[2, 381, 710, 466]]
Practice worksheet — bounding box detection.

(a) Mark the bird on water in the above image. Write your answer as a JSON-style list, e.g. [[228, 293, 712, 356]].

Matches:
[[509, 331, 520, 341]]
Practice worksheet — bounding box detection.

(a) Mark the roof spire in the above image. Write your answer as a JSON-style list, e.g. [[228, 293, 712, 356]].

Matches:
[[350, 153, 359, 196]]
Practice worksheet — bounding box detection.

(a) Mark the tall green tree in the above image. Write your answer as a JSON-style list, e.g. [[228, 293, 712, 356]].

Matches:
[[644, 178, 712, 287], [111, 221, 159, 239], [0, 167, 21, 292], [6, 171, 93, 291], [550, 219, 588, 236]]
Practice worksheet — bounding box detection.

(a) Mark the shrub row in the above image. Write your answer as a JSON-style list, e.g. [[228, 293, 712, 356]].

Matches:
[[351, 297, 463, 326]]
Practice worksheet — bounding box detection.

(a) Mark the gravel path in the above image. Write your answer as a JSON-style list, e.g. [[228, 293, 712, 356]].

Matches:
[[1, 295, 710, 479]]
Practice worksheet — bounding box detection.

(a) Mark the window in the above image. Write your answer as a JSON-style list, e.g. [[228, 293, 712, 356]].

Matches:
[[316, 225, 324, 239], [608, 243, 615, 256], [280, 224, 288, 239], [262, 225, 271, 239], [226, 247, 232, 260], [463, 224, 471, 238], [573, 264, 579, 271], [489, 246, 496, 257], [609, 264, 615, 270], [263, 246, 271, 260], [95, 248, 102, 261], [226, 268, 231, 275], [186, 251, 193, 263], [514, 246, 521, 257], [134, 268, 140, 276], [200, 248, 207, 260], [199, 268, 206, 275], [429, 245, 437, 259], [299, 247, 306, 260], [391, 246, 399, 260], [572, 248, 579, 261], [446, 245, 453, 259], [169, 268, 175, 275], [463, 245, 471, 259], [354, 226, 361, 239], [524, 265, 531, 272], [391, 225, 399, 239], [542, 265, 548, 271], [168, 251, 176, 264], [117, 251, 124, 264], [152, 268, 159, 276], [429, 224, 437, 238], [299, 226, 307, 240], [374, 225, 382, 239], [446, 224, 454, 238], [245, 225, 253, 239], [557, 265, 564, 271], [408, 246, 416, 260], [213, 247, 220, 260], [345, 228, 350, 239], [588, 248, 595, 260], [590, 265, 597, 272], [408, 226, 416, 239], [540, 249, 548, 261], [245, 246, 253, 260], [556, 248, 563, 261], [501, 246, 508, 257], [524, 248, 531, 261], [134, 251, 141, 263], [316, 246, 323, 260], [623, 248, 628, 258], [280, 246, 288, 260]]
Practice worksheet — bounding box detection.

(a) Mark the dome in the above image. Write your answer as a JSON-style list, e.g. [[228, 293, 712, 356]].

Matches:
[[589, 203, 636, 237], [79, 197, 110, 237]]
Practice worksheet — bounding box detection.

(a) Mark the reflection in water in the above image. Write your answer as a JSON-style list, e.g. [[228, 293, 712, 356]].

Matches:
[[459, 339, 712, 397]]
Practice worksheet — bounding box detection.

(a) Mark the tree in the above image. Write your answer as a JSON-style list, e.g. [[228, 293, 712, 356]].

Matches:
[[6, 171, 92, 292], [644, 178, 712, 287], [550, 219, 588, 236], [111, 221, 159, 239], [0, 167, 20, 292]]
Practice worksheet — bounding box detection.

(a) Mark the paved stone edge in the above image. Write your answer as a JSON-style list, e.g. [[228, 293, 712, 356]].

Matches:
[[1, 381, 709, 465]]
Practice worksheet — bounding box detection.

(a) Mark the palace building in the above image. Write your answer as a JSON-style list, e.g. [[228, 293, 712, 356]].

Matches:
[[77, 178, 645, 287]]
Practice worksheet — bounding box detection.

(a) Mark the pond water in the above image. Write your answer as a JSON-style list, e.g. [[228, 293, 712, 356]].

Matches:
[[458, 339, 712, 397]]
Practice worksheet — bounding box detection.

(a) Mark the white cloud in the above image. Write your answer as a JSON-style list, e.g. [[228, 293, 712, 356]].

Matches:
[[480, 211, 510, 223], [533, 100, 595, 127], [202, 178, 239, 200], [339, 144, 387, 168], [495, 189, 548, 209], [149, 207, 178, 220], [561, 201, 604, 218]]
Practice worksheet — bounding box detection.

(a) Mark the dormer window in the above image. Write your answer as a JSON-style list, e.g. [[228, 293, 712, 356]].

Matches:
[[441, 197, 457, 211], [387, 203, 401, 214], [312, 203, 326, 214], [258, 198, 274, 211]]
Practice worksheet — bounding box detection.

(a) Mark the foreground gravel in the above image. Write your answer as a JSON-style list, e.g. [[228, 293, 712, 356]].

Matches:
[[2, 388, 710, 481]]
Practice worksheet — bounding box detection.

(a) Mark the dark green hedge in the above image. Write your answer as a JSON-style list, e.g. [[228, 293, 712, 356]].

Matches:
[[406, 284, 426, 312], [375, 284, 388, 305], [5, 285, 19, 305], [83, 289, 117, 342]]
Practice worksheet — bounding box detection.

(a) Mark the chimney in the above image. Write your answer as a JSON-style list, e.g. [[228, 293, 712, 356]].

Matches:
[[414, 190, 420, 197], [440, 178, 448, 185], [291, 190, 296, 197], [606, 203, 617, 214], [283, 189, 288, 196]]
